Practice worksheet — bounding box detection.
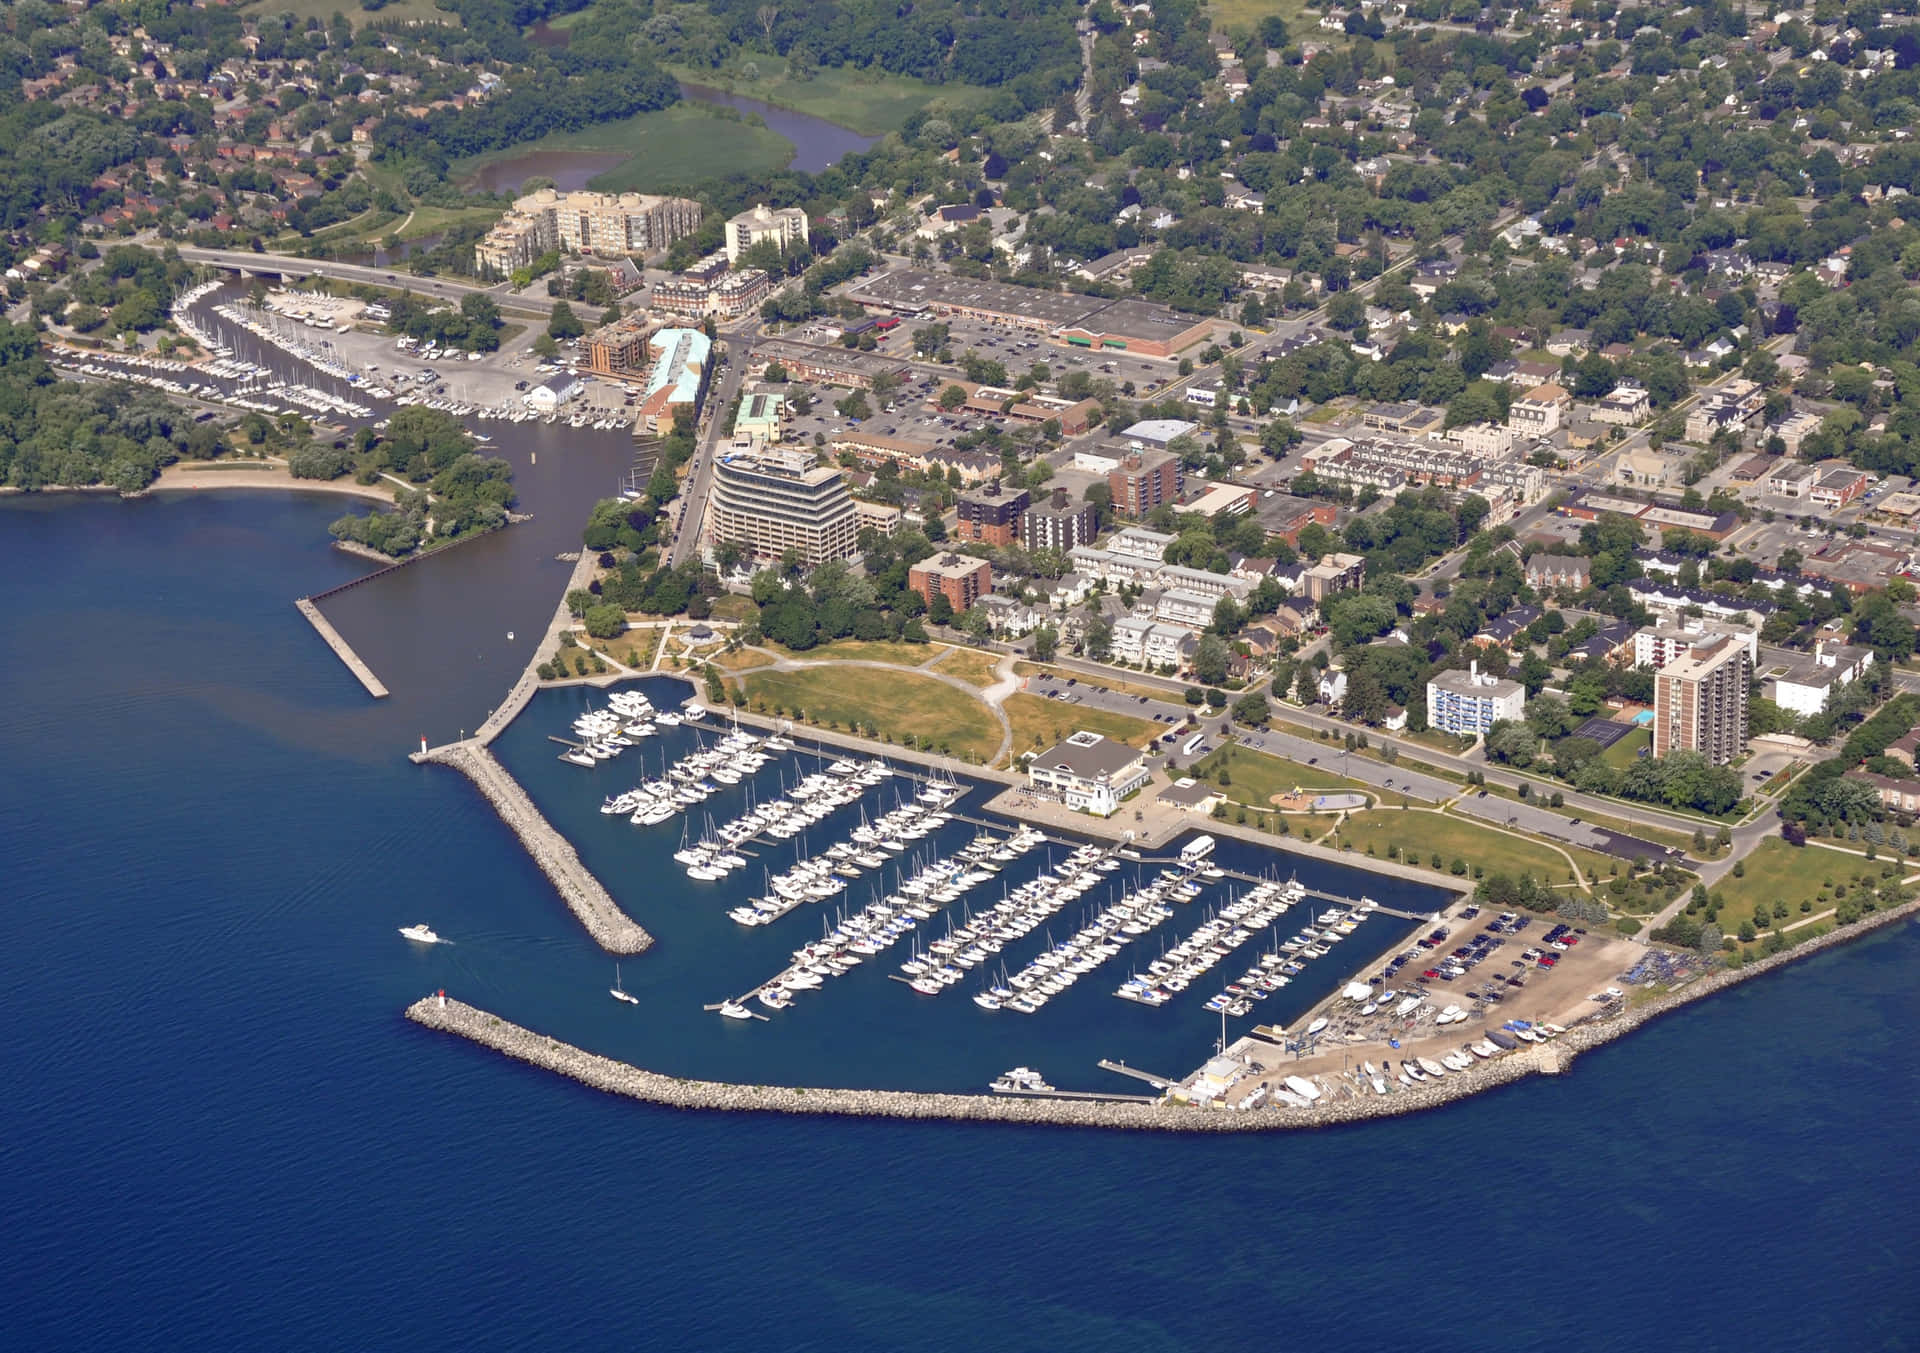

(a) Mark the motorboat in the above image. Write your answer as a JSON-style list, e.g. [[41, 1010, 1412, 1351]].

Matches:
[[399, 923, 445, 944], [718, 1000, 752, 1020]]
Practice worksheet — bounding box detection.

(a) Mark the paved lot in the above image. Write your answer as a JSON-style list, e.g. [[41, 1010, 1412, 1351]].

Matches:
[[1452, 791, 1678, 863]]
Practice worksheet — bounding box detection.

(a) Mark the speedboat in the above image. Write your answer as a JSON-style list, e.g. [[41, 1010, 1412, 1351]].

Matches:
[[718, 1000, 752, 1020], [399, 923, 445, 944]]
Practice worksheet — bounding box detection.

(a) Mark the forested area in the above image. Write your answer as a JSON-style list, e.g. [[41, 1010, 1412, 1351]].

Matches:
[[317, 408, 515, 557]]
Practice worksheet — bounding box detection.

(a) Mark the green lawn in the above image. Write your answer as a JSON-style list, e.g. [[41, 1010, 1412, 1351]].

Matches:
[[1329, 809, 1616, 888], [769, 638, 946, 667], [451, 104, 796, 196], [736, 666, 1002, 764], [245, 0, 450, 27], [667, 63, 999, 136], [1003, 693, 1160, 764], [940, 648, 1005, 688], [1190, 744, 1411, 808], [1711, 840, 1897, 936], [707, 594, 759, 623], [1600, 724, 1651, 770], [1208, 0, 1316, 35]]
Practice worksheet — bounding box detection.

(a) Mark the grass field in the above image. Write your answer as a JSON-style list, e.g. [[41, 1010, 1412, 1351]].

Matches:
[[712, 647, 774, 673], [1002, 694, 1159, 764], [769, 638, 945, 667], [938, 648, 1004, 688], [1208, 0, 1316, 34], [1601, 725, 1651, 770], [1712, 840, 1896, 933], [707, 594, 758, 623], [587, 626, 660, 670], [246, 0, 451, 27], [451, 104, 796, 195], [668, 63, 999, 137], [1328, 809, 1614, 887], [736, 667, 1001, 764], [1190, 744, 1404, 807]]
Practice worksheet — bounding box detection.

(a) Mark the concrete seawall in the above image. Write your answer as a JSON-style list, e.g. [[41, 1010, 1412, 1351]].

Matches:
[[294, 597, 388, 698], [406, 900, 1918, 1132], [417, 742, 653, 954]]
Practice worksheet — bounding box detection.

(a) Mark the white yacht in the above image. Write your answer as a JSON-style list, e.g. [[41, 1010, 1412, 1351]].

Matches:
[[399, 924, 445, 944], [610, 964, 639, 1005], [718, 1000, 752, 1020]]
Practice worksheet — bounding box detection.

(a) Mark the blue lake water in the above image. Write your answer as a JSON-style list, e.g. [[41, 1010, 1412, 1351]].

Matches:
[[3, 490, 1916, 1351]]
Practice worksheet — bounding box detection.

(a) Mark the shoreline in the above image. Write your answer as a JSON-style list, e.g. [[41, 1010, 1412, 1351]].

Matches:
[[141, 461, 399, 504], [405, 897, 1920, 1132]]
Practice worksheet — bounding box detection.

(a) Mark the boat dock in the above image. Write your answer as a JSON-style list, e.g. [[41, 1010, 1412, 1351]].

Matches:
[[989, 1086, 1160, 1103], [1096, 1059, 1177, 1090], [294, 597, 387, 698]]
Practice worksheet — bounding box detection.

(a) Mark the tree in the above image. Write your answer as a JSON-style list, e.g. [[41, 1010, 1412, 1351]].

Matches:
[[1525, 692, 1575, 740], [928, 590, 955, 626], [959, 605, 994, 643], [1193, 634, 1231, 685], [583, 604, 625, 639], [1233, 692, 1270, 726], [1031, 626, 1058, 662], [547, 301, 584, 341]]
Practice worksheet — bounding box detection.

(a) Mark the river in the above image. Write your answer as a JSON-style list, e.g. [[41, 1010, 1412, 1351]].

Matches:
[[463, 78, 877, 195]]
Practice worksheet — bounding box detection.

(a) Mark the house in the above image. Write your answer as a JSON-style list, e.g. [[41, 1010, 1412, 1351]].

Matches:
[[1524, 555, 1591, 592], [1593, 383, 1652, 426], [1026, 731, 1152, 817]]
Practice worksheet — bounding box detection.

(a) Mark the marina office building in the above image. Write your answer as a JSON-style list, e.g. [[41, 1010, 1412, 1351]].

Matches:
[[474, 189, 702, 278], [1026, 731, 1152, 817], [707, 447, 859, 566], [1653, 636, 1751, 764]]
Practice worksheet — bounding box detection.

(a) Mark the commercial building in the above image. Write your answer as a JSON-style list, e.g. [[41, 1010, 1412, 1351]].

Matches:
[[854, 500, 902, 537], [1592, 382, 1652, 425], [730, 390, 784, 448], [1022, 487, 1099, 553], [708, 446, 858, 566], [1025, 731, 1152, 817], [725, 203, 809, 264], [474, 189, 702, 278], [752, 337, 910, 391], [1109, 450, 1183, 516], [1185, 483, 1255, 518], [651, 252, 772, 320], [908, 552, 992, 612], [523, 373, 582, 413], [954, 481, 1030, 546], [1653, 637, 1751, 765], [1684, 378, 1766, 444], [634, 327, 710, 434], [1427, 661, 1526, 738], [845, 269, 1210, 359]]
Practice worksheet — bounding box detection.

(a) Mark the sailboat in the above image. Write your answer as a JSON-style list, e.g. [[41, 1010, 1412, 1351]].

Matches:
[[610, 963, 639, 1005]]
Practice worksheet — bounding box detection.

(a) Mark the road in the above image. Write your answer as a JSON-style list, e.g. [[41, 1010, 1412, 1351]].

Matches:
[[666, 325, 752, 569], [175, 246, 556, 321]]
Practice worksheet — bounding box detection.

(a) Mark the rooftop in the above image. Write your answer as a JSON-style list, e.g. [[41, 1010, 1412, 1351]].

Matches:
[[1030, 731, 1147, 782]]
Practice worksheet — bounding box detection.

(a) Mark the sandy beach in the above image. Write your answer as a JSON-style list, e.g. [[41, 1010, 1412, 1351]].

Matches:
[[145, 461, 396, 503]]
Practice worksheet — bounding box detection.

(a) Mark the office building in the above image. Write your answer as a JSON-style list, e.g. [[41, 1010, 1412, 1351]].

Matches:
[[1653, 637, 1750, 765], [725, 203, 809, 264], [1427, 661, 1526, 738], [708, 447, 858, 566]]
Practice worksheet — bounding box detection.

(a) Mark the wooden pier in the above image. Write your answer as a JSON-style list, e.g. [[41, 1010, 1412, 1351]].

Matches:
[[294, 597, 387, 698], [1096, 1059, 1178, 1090]]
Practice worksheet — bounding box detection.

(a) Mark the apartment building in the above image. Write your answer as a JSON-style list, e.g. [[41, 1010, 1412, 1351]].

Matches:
[[725, 203, 810, 264], [474, 189, 701, 278], [908, 552, 993, 612], [707, 446, 858, 566], [1022, 487, 1099, 553], [1653, 636, 1751, 765], [1108, 450, 1183, 516], [1427, 661, 1526, 738], [954, 481, 1030, 546], [651, 251, 772, 319], [1299, 552, 1366, 603], [1633, 625, 1758, 671]]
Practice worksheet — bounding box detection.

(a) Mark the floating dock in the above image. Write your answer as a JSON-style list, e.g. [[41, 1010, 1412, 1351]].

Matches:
[[294, 597, 387, 698]]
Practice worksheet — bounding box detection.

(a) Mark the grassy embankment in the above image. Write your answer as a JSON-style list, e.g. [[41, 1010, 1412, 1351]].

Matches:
[[1707, 838, 1906, 957], [1327, 811, 1622, 890], [245, 0, 450, 27], [733, 666, 1002, 764]]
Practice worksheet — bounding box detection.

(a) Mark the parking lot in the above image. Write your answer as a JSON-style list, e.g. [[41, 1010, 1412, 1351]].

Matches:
[[1452, 789, 1678, 862]]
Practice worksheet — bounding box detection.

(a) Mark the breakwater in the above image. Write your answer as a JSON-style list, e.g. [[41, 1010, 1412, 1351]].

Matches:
[[407, 899, 1919, 1132], [294, 597, 389, 698], [416, 742, 653, 954]]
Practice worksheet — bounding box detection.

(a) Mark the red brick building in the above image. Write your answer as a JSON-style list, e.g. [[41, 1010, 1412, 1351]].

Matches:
[[1109, 450, 1183, 517], [954, 481, 1030, 546], [908, 553, 992, 613]]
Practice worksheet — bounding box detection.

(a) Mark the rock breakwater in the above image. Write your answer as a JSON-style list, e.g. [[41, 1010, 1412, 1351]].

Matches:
[[418, 742, 653, 954]]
